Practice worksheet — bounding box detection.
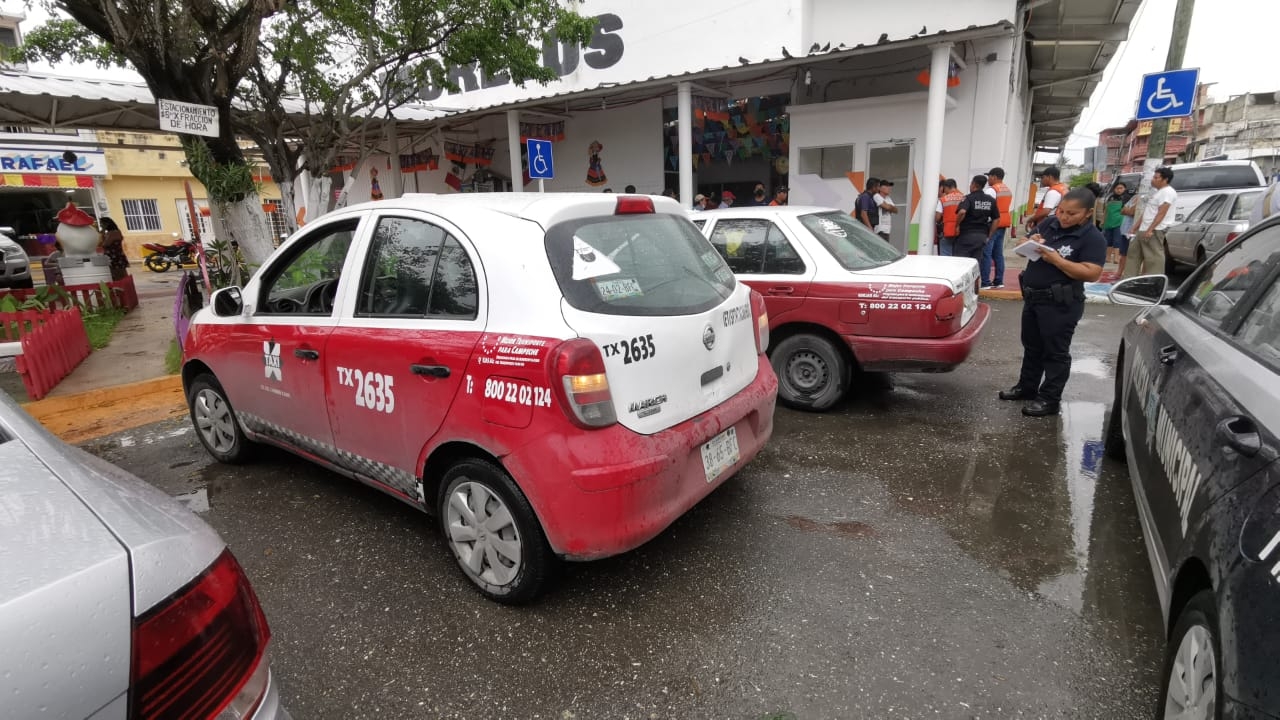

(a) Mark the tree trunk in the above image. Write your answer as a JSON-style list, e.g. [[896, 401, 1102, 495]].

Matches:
[[211, 192, 276, 267], [332, 156, 368, 210], [304, 175, 333, 222], [276, 179, 300, 238]]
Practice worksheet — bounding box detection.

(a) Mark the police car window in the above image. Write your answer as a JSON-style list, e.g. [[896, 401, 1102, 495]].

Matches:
[[1229, 191, 1262, 221], [1236, 277, 1280, 370], [1183, 225, 1280, 326], [545, 213, 734, 317], [260, 219, 358, 316], [797, 211, 903, 270]]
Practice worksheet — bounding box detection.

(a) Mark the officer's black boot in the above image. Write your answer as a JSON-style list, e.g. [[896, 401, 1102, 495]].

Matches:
[[999, 386, 1035, 401], [1022, 400, 1060, 417]]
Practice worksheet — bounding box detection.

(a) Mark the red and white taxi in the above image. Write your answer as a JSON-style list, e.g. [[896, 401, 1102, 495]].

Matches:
[[692, 206, 989, 411], [182, 193, 776, 603]]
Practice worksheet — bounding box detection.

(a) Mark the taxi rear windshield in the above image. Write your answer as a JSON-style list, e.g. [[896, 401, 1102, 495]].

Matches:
[[797, 211, 904, 270], [545, 214, 736, 316]]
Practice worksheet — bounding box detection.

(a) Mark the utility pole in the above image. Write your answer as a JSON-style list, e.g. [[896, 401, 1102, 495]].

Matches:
[[1140, 0, 1196, 193]]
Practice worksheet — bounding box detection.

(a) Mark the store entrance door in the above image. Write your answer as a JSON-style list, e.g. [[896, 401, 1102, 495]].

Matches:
[[867, 142, 914, 253], [175, 198, 216, 244]]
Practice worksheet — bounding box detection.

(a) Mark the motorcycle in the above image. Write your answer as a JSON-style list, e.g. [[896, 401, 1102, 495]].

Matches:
[[142, 239, 202, 272]]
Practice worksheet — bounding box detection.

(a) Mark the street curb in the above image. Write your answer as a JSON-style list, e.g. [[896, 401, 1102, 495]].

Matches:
[[24, 375, 187, 444]]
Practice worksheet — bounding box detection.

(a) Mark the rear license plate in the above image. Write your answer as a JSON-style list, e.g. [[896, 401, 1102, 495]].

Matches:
[[701, 426, 740, 483]]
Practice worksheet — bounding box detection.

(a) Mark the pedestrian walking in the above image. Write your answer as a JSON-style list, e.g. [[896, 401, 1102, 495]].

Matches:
[[857, 178, 881, 231], [1024, 166, 1067, 232], [999, 187, 1106, 417], [1249, 178, 1280, 224], [874, 180, 897, 241], [1118, 191, 1141, 277], [1102, 181, 1131, 266], [984, 167, 1014, 288], [1124, 166, 1176, 278], [954, 175, 1000, 262], [935, 179, 964, 256], [99, 217, 130, 281]]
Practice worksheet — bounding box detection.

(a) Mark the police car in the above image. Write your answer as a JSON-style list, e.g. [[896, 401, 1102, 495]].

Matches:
[[691, 206, 987, 411], [181, 193, 777, 603], [1105, 214, 1280, 718]]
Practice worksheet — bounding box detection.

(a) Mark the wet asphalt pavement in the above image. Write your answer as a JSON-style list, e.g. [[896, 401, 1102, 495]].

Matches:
[[84, 301, 1166, 719]]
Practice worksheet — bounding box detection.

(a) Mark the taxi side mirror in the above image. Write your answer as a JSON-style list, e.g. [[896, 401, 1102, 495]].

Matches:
[[211, 286, 244, 317], [1109, 275, 1169, 306]]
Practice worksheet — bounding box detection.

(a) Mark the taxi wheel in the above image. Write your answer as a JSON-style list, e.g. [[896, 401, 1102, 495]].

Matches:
[[440, 459, 554, 605], [1159, 591, 1222, 720], [771, 334, 849, 412], [187, 374, 253, 464]]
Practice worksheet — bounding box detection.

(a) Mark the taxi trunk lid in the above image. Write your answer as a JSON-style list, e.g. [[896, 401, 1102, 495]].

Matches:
[[544, 209, 758, 435], [857, 255, 981, 327]]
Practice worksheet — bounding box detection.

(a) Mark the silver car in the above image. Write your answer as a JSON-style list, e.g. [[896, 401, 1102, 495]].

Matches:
[[1165, 188, 1263, 268], [0, 392, 289, 719], [0, 226, 33, 289]]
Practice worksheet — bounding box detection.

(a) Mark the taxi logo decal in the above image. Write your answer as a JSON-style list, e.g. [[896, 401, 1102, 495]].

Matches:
[[263, 340, 282, 381], [702, 324, 716, 351], [629, 394, 667, 418]]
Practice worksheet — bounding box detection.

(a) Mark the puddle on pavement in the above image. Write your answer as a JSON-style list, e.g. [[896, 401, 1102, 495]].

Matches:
[[173, 487, 209, 513], [1071, 356, 1111, 379]]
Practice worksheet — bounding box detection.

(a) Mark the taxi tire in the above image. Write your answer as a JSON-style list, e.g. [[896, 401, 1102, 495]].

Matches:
[[186, 374, 254, 464], [1158, 590, 1222, 720], [439, 459, 554, 605], [771, 334, 849, 412]]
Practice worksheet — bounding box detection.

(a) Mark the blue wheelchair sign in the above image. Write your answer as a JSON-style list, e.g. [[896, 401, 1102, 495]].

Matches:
[[526, 139, 554, 180], [1135, 68, 1199, 121]]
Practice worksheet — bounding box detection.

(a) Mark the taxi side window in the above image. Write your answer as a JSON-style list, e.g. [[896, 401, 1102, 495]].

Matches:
[[1185, 196, 1222, 223], [358, 216, 478, 319], [260, 220, 358, 316], [1236, 275, 1280, 371], [1181, 226, 1280, 327], [708, 219, 805, 274]]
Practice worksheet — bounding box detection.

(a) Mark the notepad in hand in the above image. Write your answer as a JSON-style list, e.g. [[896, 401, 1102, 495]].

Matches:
[[1014, 241, 1045, 261]]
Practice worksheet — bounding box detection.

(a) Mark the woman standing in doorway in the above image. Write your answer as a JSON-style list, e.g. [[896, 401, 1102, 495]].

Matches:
[[99, 217, 130, 281]]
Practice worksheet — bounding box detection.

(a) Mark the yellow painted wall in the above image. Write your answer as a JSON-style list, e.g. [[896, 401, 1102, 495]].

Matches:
[[97, 131, 280, 260]]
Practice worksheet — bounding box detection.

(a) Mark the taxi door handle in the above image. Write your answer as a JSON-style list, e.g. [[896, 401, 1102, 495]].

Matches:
[[1217, 416, 1261, 457], [294, 348, 320, 360], [767, 286, 795, 295], [1158, 344, 1179, 365], [411, 364, 450, 378]]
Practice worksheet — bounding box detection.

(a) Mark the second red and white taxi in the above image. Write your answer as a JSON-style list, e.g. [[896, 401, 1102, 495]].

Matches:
[[182, 193, 776, 603], [693, 206, 990, 411]]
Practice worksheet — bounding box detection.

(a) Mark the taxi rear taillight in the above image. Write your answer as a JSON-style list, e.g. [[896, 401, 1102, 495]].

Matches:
[[1226, 231, 1240, 244], [615, 196, 655, 215], [750, 290, 769, 354], [129, 549, 271, 720], [552, 338, 617, 428]]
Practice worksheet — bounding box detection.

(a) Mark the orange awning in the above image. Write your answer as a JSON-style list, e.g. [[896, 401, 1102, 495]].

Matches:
[[0, 174, 94, 189]]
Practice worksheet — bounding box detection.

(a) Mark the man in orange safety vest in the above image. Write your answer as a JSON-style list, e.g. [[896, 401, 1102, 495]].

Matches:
[[934, 179, 964, 256], [1024, 166, 1067, 233]]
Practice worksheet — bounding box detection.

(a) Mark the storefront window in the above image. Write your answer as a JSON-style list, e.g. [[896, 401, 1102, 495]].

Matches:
[[798, 146, 853, 179]]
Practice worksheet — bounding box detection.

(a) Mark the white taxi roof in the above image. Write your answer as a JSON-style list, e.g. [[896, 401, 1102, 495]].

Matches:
[[341, 192, 688, 230]]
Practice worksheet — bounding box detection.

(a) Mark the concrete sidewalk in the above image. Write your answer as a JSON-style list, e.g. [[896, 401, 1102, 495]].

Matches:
[[20, 270, 191, 442]]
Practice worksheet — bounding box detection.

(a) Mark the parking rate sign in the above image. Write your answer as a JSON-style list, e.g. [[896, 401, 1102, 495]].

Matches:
[[527, 139, 554, 180], [1135, 68, 1200, 121]]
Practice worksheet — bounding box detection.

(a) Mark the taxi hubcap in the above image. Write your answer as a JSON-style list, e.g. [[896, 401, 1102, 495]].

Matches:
[[446, 481, 522, 588], [193, 388, 237, 454], [1165, 625, 1216, 720], [785, 350, 829, 394]]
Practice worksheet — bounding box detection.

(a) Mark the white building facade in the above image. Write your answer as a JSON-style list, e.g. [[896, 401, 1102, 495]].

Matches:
[[334, 0, 1134, 253]]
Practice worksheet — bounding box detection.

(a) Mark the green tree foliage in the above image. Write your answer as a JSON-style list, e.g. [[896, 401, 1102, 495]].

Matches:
[[1069, 171, 1096, 189]]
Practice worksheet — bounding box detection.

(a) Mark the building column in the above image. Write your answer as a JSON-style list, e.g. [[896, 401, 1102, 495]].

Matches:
[[507, 110, 523, 193], [918, 42, 952, 255], [678, 82, 693, 208]]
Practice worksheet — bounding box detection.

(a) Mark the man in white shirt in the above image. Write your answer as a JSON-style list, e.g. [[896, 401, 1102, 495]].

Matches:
[[1124, 166, 1177, 278], [1250, 179, 1280, 225], [873, 180, 897, 241]]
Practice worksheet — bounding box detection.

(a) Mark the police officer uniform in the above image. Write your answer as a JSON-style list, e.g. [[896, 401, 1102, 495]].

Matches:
[[1000, 217, 1107, 416], [955, 190, 998, 261]]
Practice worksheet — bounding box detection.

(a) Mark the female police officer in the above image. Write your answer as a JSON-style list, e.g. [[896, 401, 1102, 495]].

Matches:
[[998, 187, 1107, 417]]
